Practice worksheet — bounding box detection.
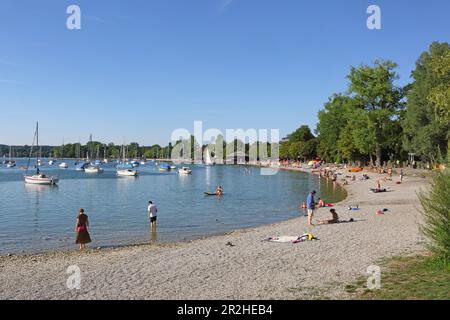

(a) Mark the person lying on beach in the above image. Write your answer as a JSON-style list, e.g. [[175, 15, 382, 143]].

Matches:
[[361, 174, 370, 181], [317, 198, 325, 208], [370, 187, 388, 193], [317, 209, 339, 225]]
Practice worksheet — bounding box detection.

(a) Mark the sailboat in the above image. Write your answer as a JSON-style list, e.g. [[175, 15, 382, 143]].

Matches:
[[84, 137, 103, 173], [103, 145, 109, 164], [204, 148, 215, 166], [48, 150, 55, 165], [117, 145, 138, 176], [58, 140, 68, 168], [6, 146, 16, 168], [24, 122, 59, 185]]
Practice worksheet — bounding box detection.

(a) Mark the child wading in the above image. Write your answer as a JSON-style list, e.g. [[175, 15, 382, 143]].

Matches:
[[75, 208, 91, 250]]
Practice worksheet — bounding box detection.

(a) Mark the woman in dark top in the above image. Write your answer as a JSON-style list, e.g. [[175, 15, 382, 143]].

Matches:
[[75, 208, 91, 250]]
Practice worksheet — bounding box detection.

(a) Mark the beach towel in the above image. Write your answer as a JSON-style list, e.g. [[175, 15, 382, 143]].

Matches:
[[264, 233, 317, 244]]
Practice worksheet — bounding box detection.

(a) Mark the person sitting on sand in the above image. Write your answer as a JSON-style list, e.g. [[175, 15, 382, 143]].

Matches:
[[352, 175, 356, 181], [317, 209, 340, 225]]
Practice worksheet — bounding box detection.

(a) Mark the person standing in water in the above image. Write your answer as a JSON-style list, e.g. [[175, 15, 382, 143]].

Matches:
[[306, 190, 317, 226], [147, 201, 158, 227], [75, 208, 91, 250]]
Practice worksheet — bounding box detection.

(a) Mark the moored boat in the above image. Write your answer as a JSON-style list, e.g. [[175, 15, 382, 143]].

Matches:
[[59, 162, 68, 169], [84, 165, 104, 173], [159, 163, 170, 171], [25, 174, 59, 185], [24, 122, 59, 186], [117, 169, 138, 176], [178, 167, 192, 175]]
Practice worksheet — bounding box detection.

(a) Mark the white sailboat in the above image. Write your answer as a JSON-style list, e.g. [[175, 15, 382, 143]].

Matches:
[[6, 146, 16, 168], [84, 138, 104, 173], [58, 140, 68, 169], [117, 144, 138, 176], [24, 122, 59, 185], [204, 148, 215, 166]]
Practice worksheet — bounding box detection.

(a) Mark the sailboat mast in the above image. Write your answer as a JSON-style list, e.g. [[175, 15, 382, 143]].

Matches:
[[36, 122, 39, 173]]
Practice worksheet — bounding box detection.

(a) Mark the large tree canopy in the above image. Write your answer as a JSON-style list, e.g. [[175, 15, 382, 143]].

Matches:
[[316, 61, 405, 164], [403, 42, 450, 163], [280, 125, 317, 160]]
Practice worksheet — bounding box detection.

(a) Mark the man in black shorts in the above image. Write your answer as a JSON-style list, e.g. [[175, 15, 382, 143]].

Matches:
[[147, 200, 158, 227]]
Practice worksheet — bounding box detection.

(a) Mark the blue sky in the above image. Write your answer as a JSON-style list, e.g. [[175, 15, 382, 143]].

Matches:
[[0, 0, 449, 146]]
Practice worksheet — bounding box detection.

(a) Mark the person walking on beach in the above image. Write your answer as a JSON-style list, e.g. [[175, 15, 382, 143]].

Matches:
[[306, 190, 317, 226], [147, 201, 158, 227], [75, 208, 91, 250], [399, 169, 404, 183]]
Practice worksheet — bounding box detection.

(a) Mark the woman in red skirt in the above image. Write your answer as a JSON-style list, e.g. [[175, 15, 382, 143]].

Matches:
[[75, 208, 91, 250]]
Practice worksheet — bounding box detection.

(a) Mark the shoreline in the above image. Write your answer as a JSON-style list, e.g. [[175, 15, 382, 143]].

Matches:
[[0, 165, 346, 257], [0, 166, 428, 299]]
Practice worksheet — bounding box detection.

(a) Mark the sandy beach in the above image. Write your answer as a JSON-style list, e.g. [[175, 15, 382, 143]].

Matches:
[[0, 168, 428, 300]]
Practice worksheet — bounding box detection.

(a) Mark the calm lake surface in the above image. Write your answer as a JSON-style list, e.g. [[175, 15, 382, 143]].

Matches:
[[0, 159, 346, 255]]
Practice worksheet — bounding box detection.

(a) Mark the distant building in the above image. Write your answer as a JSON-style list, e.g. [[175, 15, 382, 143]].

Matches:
[[226, 151, 247, 164]]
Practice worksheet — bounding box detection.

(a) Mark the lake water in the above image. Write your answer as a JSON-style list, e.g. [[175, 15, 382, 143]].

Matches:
[[0, 159, 346, 255]]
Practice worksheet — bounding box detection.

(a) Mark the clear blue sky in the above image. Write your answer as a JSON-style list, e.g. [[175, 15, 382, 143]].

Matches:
[[1, 0, 449, 146]]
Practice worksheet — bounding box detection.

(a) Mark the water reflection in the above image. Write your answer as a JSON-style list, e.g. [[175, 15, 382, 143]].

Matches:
[[149, 224, 157, 243]]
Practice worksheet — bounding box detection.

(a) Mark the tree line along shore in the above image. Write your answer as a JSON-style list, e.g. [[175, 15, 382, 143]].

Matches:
[[280, 42, 449, 168], [1, 42, 448, 169]]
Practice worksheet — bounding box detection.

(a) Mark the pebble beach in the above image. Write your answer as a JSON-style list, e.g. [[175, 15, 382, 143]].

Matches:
[[0, 168, 427, 300]]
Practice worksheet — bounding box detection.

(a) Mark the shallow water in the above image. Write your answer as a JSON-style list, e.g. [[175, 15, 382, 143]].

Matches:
[[0, 159, 346, 254]]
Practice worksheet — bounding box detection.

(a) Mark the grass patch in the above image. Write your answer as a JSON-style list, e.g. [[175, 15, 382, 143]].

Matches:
[[347, 254, 450, 300]]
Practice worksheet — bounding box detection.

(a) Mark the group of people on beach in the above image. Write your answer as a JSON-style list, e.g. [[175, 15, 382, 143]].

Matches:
[[302, 190, 340, 226]]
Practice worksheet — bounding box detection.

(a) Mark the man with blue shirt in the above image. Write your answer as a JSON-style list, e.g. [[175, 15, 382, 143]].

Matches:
[[306, 190, 317, 226]]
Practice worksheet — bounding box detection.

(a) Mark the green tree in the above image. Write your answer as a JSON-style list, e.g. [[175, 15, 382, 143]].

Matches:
[[347, 60, 405, 165], [316, 94, 354, 162], [403, 42, 450, 163]]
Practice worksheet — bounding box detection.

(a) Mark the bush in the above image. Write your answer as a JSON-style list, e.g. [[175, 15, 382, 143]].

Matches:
[[419, 170, 450, 260]]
